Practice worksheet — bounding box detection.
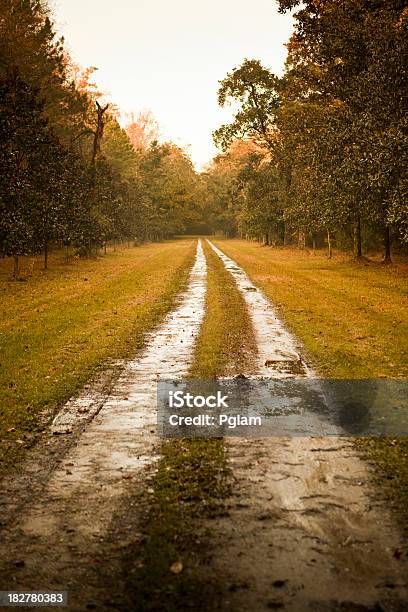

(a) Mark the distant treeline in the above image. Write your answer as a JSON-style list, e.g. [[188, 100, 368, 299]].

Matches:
[[206, 0, 407, 261], [0, 1, 208, 275], [2, 1, 406, 273]]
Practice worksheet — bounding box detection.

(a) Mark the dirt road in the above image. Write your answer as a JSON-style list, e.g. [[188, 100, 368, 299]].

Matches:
[[0, 239, 406, 611], [206, 240, 407, 611]]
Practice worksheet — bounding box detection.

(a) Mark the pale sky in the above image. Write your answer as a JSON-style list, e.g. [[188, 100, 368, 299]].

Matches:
[[53, 0, 293, 169]]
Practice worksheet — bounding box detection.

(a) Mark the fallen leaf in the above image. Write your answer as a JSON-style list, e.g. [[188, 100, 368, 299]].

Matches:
[[170, 560, 183, 574]]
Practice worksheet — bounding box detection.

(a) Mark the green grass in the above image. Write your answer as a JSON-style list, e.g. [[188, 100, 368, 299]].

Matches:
[[213, 238, 408, 536], [0, 239, 196, 469], [125, 241, 257, 611]]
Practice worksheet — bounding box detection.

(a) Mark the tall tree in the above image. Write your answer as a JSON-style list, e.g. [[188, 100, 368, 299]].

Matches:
[[213, 59, 280, 153]]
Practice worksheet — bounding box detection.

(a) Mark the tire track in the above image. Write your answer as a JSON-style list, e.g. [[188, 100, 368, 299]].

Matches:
[[0, 240, 207, 609], [207, 240, 407, 611]]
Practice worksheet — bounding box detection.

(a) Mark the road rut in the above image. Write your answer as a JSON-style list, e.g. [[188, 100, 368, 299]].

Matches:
[[0, 241, 207, 609], [207, 240, 407, 612]]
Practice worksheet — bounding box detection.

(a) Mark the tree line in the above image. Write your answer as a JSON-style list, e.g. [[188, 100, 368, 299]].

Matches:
[[208, 0, 407, 261], [0, 0, 206, 276], [2, 0, 406, 271]]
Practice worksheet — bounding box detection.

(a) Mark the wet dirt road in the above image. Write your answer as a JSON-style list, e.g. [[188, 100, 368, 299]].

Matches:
[[207, 239, 408, 611], [0, 241, 207, 609], [0, 238, 407, 611]]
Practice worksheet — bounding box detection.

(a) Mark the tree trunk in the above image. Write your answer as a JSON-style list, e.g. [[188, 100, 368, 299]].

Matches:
[[44, 241, 48, 270], [283, 222, 288, 245], [65, 244, 69, 263], [353, 216, 362, 258], [327, 229, 332, 259], [383, 225, 392, 264], [298, 230, 305, 249], [13, 255, 20, 279], [92, 101, 109, 166]]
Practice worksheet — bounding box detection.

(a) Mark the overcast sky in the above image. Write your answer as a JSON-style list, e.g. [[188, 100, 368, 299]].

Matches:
[[53, 0, 293, 169]]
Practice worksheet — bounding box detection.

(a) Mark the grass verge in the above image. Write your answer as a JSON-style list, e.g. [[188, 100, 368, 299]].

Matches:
[[0, 240, 196, 470], [213, 238, 408, 537], [125, 240, 256, 611]]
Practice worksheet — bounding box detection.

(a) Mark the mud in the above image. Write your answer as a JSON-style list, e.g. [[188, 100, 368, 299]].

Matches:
[[0, 241, 207, 609], [207, 240, 408, 611]]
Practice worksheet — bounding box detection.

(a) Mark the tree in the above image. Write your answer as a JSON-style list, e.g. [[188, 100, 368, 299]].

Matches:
[[277, 0, 408, 259], [213, 59, 280, 152], [91, 101, 109, 165], [125, 111, 160, 152], [0, 72, 51, 274], [203, 140, 261, 237]]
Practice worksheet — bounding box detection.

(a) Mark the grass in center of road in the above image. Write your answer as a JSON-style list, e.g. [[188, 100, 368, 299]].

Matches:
[[126, 240, 256, 611]]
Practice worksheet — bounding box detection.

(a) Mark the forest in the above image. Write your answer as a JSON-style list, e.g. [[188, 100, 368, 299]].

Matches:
[[0, 0, 209, 277], [1, 0, 407, 274]]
